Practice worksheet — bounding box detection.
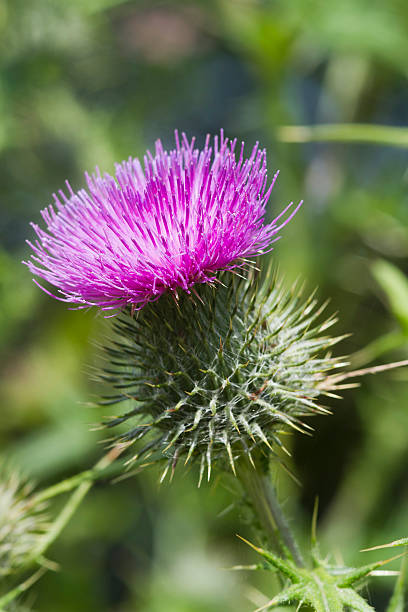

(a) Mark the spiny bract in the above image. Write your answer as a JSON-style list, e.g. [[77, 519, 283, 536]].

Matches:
[[101, 269, 346, 482], [0, 465, 48, 575]]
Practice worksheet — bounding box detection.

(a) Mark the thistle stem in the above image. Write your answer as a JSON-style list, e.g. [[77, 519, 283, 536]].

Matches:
[[29, 445, 124, 563], [0, 568, 46, 610], [277, 123, 408, 148], [238, 457, 304, 567], [31, 457, 124, 505], [0, 445, 124, 609]]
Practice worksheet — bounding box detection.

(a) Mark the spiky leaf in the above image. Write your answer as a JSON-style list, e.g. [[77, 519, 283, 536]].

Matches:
[[386, 553, 408, 612], [240, 535, 395, 612]]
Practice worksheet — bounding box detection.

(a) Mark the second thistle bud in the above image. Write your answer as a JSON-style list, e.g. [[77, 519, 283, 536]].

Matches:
[[101, 269, 346, 482], [0, 464, 48, 575]]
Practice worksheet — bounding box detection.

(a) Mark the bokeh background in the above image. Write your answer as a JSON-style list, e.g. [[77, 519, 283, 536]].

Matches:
[[1, 0, 408, 610]]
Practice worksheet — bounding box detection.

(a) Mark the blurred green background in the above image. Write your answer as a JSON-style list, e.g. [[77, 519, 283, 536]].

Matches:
[[1, 0, 408, 610]]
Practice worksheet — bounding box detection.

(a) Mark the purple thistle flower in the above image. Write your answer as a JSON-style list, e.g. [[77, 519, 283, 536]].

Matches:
[[24, 131, 302, 310]]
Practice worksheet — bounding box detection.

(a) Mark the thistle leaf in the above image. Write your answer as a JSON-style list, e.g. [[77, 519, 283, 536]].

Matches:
[[241, 527, 394, 612], [339, 587, 376, 611], [337, 554, 405, 588], [386, 552, 408, 612], [363, 538, 408, 551], [372, 259, 408, 334], [237, 535, 300, 583], [254, 584, 303, 610]]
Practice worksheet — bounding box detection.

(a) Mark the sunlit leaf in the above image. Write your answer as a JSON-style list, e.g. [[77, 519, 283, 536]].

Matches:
[[372, 260, 408, 333]]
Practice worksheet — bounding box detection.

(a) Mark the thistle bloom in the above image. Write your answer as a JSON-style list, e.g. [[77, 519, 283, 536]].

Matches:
[[23, 131, 342, 481], [24, 132, 301, 310]]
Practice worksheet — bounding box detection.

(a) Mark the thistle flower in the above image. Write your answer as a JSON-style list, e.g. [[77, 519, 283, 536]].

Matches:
[[23, 131, 344, 481], [101, 270, 346, 482], [0, 465, 48, 575], [24, 132, 301, 310]]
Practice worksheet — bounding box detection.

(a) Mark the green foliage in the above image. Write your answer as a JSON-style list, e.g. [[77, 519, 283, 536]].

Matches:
[[240, 535, 403, 612], [365, 539, 408, 551], [362, 538, 408, 611], [352, 260, 408, 366], [2, 0, 408, 609], [372, 260, 408, 335], [278, 124, 408, 148], [386, 554, 407, 612]]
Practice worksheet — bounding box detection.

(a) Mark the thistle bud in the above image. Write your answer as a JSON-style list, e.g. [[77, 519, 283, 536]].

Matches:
[[101, 269, 345, 482], [0, 465, 48, 575]]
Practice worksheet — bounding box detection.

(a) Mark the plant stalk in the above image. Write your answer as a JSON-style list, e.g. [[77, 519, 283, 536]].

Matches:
[[238, 456, 304, 567], [277, 123, 408, 148], [0, 445, 125, 609], [28, 444, 124, 564], [0, 568, 46, 610]]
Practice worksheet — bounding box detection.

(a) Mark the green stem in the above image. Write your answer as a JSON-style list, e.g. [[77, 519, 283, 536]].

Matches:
[[0, 568, 46, 610], [31, 459, 124, 505], [238, 456, 304, 567], [0, 445, 124, 609], [386, 547, 408, 612], [28, 445, 123, 563], [277, 123, 408, 148], [349, 331, 407, 368]]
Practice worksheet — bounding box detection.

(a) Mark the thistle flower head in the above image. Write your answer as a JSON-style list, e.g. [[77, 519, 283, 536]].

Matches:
[[23, 131, 342, 482], [24, 132, 301, 310], [0, 464, 48, 575], [101, 270, 346, 482]]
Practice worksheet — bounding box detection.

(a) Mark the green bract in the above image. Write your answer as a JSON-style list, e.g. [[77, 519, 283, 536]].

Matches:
[[101, 269, 346, 482]]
